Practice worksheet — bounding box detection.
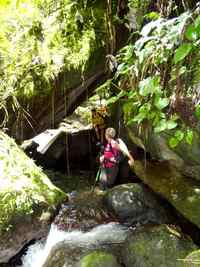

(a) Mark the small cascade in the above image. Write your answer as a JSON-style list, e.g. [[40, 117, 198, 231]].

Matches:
[[20, 222, 130, 267]]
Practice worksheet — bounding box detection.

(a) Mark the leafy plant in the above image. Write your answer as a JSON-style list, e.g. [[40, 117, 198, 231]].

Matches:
[[0, 0, 107, 127], [106, 9, 200, 147]]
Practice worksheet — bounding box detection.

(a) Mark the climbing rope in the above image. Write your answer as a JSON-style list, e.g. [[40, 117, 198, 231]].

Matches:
[[64, 74, 70, 176]]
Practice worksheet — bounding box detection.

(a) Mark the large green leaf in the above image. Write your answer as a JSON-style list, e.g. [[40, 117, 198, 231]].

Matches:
[[154, 119, 167, 133], [185, 130, 193, 145], [174, 130, 184, 141], [166, 120, 177, 130], [194, 15, 200, 37], [154, 97, 169, 110], [169, 137, 179, 148], [139, 76, 160, 96], [174, 43, 193, 64], [185, 24, 198, 41], [195, 104, 200, 119]]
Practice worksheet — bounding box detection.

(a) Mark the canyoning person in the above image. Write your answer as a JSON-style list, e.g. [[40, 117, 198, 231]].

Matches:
[[91, 105, 109, 144], [98, 127, 134, 191]]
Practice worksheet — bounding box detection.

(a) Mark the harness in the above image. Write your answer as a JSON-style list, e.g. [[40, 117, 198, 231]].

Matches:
[[103, 141, 122, 168]]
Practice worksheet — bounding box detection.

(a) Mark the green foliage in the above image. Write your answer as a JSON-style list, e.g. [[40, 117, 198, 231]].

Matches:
[[106, 9, 200, 148], [174, 44, 193, 64], [0, 190, 36, 231], [0, 131, 65, 232], [0, 0, 107, 126]]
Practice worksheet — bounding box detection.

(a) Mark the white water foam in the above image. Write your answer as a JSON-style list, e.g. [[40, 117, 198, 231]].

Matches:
[[21, 222, 129, 267]]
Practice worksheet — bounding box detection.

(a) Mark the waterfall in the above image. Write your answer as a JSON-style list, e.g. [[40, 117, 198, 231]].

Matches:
[[20, 222, 130, 267]]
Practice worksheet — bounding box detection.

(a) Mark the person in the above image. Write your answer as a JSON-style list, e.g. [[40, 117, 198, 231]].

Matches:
[[91, 106, 108, 144], [98, 127, 134, 191]]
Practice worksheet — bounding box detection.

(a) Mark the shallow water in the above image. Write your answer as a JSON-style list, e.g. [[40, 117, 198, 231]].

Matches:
[[20, 222, 130, 267]]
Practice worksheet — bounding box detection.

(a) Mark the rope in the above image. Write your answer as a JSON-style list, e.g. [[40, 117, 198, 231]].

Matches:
[[64, 74, 70, 176]]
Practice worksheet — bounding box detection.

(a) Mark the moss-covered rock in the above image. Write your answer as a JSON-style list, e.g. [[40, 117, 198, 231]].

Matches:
[[183, 249, 200, 267], [75, 250, 121, 267], [0, 131, 66, 262], [122, 224, 198, 267], [133, 160, 200, 229]]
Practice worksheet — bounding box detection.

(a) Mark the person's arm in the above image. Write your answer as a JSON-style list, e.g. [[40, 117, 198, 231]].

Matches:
[[127, 152, 134, 166], [114, 139, 134, 166]]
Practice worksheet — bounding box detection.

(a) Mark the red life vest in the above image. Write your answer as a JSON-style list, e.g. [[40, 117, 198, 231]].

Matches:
[[103, 141, 120, 168]]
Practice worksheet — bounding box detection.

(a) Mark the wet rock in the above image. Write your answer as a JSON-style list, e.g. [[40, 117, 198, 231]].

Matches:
[[74, 250, 122, 267], [127, 125, 200, 181], [103, 183, 173, 226], [122, 224, 198, 267], [133, 160, 200, 229], [39, 223, 130, 267], [53, 191, 117, 232]]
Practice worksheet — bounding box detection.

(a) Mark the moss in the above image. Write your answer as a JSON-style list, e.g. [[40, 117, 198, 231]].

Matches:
[[0, 131, 66, 233], [123, 225, 197, 267], [78, 251, 120, 267], [184, 249, 200, 267], [133, 160, 200, 229]]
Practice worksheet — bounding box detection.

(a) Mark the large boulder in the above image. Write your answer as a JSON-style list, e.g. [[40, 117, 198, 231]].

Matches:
[[53, 190, 117, 232], [122, 224, 198, 267], [0, 131, 66, 263], [103, 183, 173, 226], [127, 125, 200, 181], [133, 160, 200, 229]]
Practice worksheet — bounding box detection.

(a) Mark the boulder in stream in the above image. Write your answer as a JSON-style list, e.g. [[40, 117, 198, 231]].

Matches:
[[122, 224, 198, 267], [103, 183, 173, 226]]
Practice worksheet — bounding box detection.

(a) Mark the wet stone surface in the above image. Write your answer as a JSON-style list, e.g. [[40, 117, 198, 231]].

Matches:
[[53, 191, 118, 232]]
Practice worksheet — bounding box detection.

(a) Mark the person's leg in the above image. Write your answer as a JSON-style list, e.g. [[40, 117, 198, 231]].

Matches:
[[107, 165, 119, 188], [99, 168, 108, 191]]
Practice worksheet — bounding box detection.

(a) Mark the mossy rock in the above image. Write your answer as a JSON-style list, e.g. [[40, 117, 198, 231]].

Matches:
[[75, 250, 121, 267], [0, 131, 66, 262], [0, 131, 66, 232], [133, 160, 200, 229], [183, 249, 200, 267], [122, 224, 198, 267]]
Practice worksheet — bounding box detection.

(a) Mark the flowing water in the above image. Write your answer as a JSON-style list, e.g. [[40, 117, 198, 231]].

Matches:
[[20, 222, 130, 267]]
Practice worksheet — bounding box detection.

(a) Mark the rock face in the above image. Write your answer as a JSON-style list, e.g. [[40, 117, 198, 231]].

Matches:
[[103, 183, 173, 226], [0, 131, 66, 263], [133, 160, 200, 229], [127, 125, 200, 181], [122, 224, 198, 267]]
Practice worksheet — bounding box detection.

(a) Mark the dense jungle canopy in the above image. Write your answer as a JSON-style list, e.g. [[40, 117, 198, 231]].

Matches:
[[0, 0, 200, 147]]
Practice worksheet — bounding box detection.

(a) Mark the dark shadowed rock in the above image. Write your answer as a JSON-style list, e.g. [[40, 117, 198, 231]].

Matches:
[[103, 183, 173, 226]]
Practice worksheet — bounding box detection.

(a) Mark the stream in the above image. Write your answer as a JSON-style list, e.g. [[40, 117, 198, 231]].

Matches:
[[20, 222, 130, 267]]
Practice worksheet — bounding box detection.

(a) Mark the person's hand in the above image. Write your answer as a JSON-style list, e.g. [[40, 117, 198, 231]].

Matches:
[[128, 158, 134, 166], [100, 155, 104, 164]]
